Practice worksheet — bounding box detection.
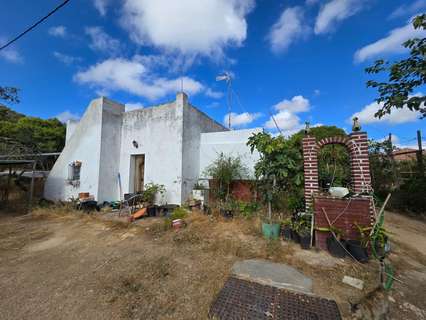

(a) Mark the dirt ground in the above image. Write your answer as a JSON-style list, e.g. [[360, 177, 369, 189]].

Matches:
[[0, 207, 425, 320]]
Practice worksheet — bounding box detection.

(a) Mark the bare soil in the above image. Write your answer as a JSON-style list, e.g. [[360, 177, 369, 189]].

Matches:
[[0, 207, 425, 320]]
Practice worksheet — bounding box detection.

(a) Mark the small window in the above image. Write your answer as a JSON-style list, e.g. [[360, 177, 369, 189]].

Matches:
[[68, 161, 81, 181]]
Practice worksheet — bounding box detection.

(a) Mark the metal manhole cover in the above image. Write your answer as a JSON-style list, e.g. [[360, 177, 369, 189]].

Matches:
[[209, 277, 341, 320]]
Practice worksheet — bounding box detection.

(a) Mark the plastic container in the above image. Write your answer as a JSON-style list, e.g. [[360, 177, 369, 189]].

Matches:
[[262, 222, 281, 239], [326, 236, 347, 258], [346, 240, 369, 263]]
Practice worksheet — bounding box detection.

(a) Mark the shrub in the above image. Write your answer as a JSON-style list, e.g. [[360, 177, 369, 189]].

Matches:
[[170, 207, 188, 220], [142, 183, 165, 204], [204, 153, 248, 203], [389, 176, 426, 215]]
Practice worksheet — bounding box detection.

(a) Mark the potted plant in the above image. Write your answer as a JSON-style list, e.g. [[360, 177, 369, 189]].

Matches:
[[220, 200, 235, 219], [261, 217, 281, 239], [346, 224, 370, 263], [294, 214, 312, 249], [318, 226, 347, 258], [356, 224, 389, 259], [260, 176, 282, 240], [281, 218, 293, 240]]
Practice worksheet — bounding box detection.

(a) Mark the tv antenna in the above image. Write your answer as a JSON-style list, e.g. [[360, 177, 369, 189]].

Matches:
[[216, 72, 232, 129]]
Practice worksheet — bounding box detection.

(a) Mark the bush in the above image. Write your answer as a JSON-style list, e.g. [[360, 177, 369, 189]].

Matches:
[[204, 153, 248, 203], [170, 207, 188, 220], [389, 176, 426, 215], [142, 183, 165, 204], [236, 201, 260, 218]]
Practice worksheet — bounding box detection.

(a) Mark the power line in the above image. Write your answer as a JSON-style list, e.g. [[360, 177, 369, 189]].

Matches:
[[0, 0, 71, 52]]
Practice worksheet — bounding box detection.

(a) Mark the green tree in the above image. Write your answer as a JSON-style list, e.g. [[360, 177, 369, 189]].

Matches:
[[365, 14, 426, 119], [247, 131, 303, 213], [0, 89, 66, 153]]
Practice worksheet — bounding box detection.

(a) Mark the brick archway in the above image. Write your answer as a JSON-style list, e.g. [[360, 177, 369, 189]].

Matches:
[[316, 136, 351, 151], [302, 132, 372, 210]]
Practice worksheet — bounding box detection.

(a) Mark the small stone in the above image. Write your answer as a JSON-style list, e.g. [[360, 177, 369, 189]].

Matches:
[[388, 296, 396, 303]]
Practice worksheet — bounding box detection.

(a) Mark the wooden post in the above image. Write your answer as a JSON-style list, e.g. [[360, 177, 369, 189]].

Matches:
[[388, 133, 397, 188], [417, 130, 424, 177]]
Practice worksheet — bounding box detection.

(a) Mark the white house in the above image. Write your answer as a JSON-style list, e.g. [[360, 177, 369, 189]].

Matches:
[[44, 92, 260, 205]]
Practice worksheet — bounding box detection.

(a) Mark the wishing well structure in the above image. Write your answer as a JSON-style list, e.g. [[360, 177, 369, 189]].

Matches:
[[302, 121, 375, 250]]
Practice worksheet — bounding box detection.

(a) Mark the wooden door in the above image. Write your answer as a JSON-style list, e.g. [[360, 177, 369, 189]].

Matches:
[[134, 155, 145, 192]]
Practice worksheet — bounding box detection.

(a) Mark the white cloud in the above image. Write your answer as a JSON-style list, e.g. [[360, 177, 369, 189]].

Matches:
[[268, 6, 309, 53], [120, 0, 254, 58], [93, 0, 110, 16], [53, 51, 81, 65], [0, 36, 23, 63], [48, 26, 67, 37], [273, 95, 310, 112], [85, 26, 121, 55], [265, 110, 304, 135], [265, 95, 311, 135], [224, 112, 261, 127], [205, 88, 224, 99], [315, 0, 365, 34], [350, 100, 421, 125], [379, 134, 400, 145], [125, 102, 144, 111], [354, 20, 426, 62], [314, 89, 321, 96], [0, 47, 22, 63], [74, 56, 204, 100], [56, 110, 79, 123], [389, 0, 426, 20]]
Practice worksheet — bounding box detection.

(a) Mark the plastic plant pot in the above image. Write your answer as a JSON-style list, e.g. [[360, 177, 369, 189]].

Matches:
[[291, 230, 300, 243], [326, 236, 347, 258], [299, 234, 311, 250], [262, 222, 281, 240], [346, 240, 369, 263], [281, 225, 292, 240]]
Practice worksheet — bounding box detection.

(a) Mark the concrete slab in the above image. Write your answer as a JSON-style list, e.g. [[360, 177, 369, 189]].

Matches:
[[231, 259, 313, 294]]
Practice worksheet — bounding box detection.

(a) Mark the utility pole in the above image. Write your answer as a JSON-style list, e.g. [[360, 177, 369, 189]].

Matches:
[[417, 130, 424, 177]]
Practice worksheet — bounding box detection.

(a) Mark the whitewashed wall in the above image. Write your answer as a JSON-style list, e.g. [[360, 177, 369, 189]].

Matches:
[[45, 98, 123, 201], [181, 102, 226, 203], [119, 98, 184, 205], [199, 128, 262, 180]]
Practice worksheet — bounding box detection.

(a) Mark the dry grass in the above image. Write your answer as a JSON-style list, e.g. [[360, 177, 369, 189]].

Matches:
[[2, 206, 420, 319]]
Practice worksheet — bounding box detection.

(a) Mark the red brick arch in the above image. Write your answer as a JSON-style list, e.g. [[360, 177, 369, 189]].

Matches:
[[302, 132, 372, 210], [316, 136, 351, 151]]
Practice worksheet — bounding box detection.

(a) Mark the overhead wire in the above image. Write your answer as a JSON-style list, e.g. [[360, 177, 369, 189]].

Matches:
[[0, 0, 71, 52]]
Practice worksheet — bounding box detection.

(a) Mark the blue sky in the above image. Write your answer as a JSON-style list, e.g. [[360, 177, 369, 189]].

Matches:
[[0, 0, 425, 147]]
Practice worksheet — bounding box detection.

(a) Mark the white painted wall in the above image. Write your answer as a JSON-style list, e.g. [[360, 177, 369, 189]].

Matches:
[[65, 119, 78, 144], [181, 101, 227, 203], [98, 99, 125, 203], [119, 98, 184, 205], [199, 128, 262, 180], [45, 93, 261, 205], [45, 98, 104, 201]]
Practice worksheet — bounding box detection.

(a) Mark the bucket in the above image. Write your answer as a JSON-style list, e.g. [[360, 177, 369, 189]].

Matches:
[[262, 222, 281, 239]]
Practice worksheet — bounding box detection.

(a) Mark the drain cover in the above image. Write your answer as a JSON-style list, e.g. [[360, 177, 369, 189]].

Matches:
[[209, 277, 341, 320]]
